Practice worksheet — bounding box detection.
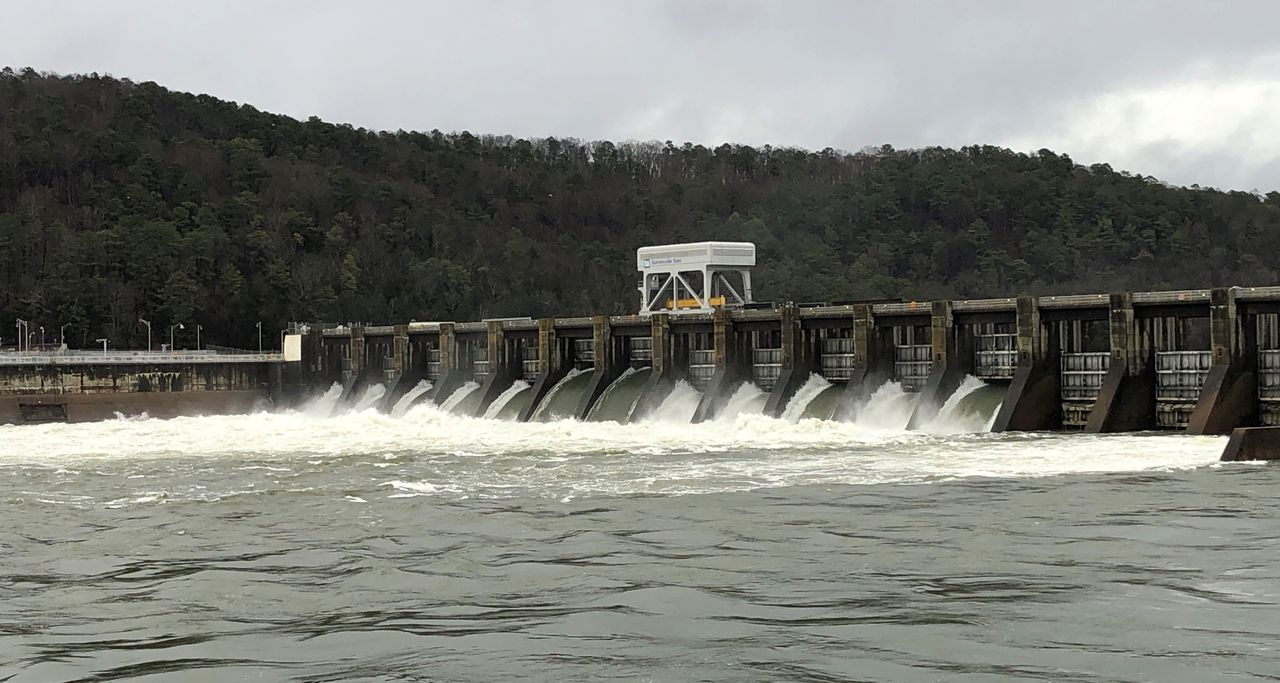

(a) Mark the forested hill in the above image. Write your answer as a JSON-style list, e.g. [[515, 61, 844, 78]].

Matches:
[[2, 68, 1279, 349]]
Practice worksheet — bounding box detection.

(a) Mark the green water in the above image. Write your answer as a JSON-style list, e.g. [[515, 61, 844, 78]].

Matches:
[[587, 368, 653, 423]]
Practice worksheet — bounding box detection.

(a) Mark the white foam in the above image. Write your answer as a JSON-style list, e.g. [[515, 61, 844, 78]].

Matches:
[[644, 380, 702, 423], [390, 380, 433, 417], [483, 380, 530, 419], [716, 382, 768, 422], [0, 387, 1232, 500], [919, 375, 1003, 434], [781, 374, 832, 423], [531, 368, 587, 421], [438, 382, 480, 413], [303, 382, 344, 418], [350, 383, 387, 413], [853, 380, 918, 431]]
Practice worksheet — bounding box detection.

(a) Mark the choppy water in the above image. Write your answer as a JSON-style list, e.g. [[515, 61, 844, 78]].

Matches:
[[2, 397, 1278, 681]]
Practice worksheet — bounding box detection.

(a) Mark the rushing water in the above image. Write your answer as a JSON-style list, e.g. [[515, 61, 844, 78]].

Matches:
[[2, 385, 1278, 681], [586, 367, 652, 423], [780, 374, 833, 422], [482, 380, 531, 420], [349, 383, 387, 413], [390, 379, 433, 418], [532, 369, 591, 422]]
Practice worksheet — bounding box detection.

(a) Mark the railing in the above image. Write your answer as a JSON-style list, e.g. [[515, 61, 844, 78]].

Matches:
[[1155, 350, 1211, 429], [426, 348, 442, 380], [522, 346, 540, 381], [1259, 350, 1280, 400], [573, 339, 594, 368], [820, 337, 856, 381], [689, 349, 716, 390], [752, 348, 782, 391], [1060, 352, 1109, 401], [1259, 350, 1280, 426], [974, 333, 1016, 380], [629, 336, 653, 363], [894, 344, 932, 392], [0, 349, 283, 366], [1060, 352, 1109, 429], [471, 348, 491, 381]]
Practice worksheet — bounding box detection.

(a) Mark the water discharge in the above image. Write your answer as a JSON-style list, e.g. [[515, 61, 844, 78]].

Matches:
[[643, 380, 702, 423], [921, 375, 1004, 434], [349, 383, 387, 413], [531, 368, 591, 421], [482, 380, 531, 419], [780, 374, 832, 422], [716, 382, 768, 422], [852, 380, 919, 430], [586, 367, 652, 423], [390, 379, 433, 417], [304, 382, 343, 418], [439, 381, 480, 414]]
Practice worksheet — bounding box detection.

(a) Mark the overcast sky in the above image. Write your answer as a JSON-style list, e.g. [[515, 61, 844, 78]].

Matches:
[[3, 1, 1278, 191]]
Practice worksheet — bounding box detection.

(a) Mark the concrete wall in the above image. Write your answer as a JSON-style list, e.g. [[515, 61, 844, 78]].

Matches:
[[0, 362, 274, 425]]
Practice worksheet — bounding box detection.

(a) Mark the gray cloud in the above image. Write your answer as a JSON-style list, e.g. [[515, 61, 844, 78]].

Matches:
[[2, 0, 1277, 190]]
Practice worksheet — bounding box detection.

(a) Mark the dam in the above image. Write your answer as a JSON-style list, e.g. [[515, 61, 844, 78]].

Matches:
[[6, 241, 1280, 454], [301, 284, 1280, 440]]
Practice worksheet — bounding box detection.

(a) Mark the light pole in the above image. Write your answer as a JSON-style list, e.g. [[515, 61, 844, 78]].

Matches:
[[196, 324, 202, 350], [15, 319, 26, 352], [169, 323, 184, 351], [60, 323, 70, 348], [139, 318, 152, 351], [96, 337, 108, 355], [38, 326, 44, 347], [256, 321, 263, 353]]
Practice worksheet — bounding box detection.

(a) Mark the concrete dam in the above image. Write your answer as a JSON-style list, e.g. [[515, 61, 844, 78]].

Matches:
[[300, 284, 1280, 440]]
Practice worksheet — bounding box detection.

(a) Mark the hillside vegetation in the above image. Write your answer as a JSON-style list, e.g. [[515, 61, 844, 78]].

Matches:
[[2, 68, 1279, 349]]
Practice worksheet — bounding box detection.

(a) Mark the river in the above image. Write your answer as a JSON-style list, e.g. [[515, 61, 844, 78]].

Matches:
[[1, 395, 1276, 681]]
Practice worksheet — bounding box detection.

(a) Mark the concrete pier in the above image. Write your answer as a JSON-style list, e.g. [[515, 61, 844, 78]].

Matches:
[[992, 297, 1060, 431], [835, 304, 895, 418], [762, 306, 812, 418], [1086, 293, 1157, 432], [1188, 288, 1257, 434], [908, 301, 973, 429], [519, 318, 570, 422], [632, 313, 675, 421], [693, 309, 746, 422]]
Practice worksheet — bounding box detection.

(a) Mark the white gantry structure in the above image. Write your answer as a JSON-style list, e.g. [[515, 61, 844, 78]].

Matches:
[[637, 241, 755, 315]]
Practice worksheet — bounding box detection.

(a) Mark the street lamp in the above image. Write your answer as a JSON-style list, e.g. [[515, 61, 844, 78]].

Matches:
[[196, 324, 203, 350], [38, 326, 44, 347], [15, 319, 26, 352], [138, 318, 152, 351], [169, 323, 184, 351], [96, 337, 108, 355], [60, 323, 70, 348], [256, 321, 263, 353]]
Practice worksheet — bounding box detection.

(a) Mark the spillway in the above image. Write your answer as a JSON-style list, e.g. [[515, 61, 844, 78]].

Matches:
[[587, 367, 652, 423], [531, 369, 591, 421], [391, 380, 433, 417], [920, 376, 1005, 434], [780, 374, 832, 422], [716, 382, 768, 422], [439, 382, 481, 414], [483, 380, 531, 420], [643, 380, 703, 423], [350, 384, 387, 413], [304, 382, 344, 418], [850, 381, 919, 431]]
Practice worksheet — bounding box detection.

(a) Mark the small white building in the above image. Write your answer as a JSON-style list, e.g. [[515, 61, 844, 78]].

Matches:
[[636, 241, 755, 315]]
